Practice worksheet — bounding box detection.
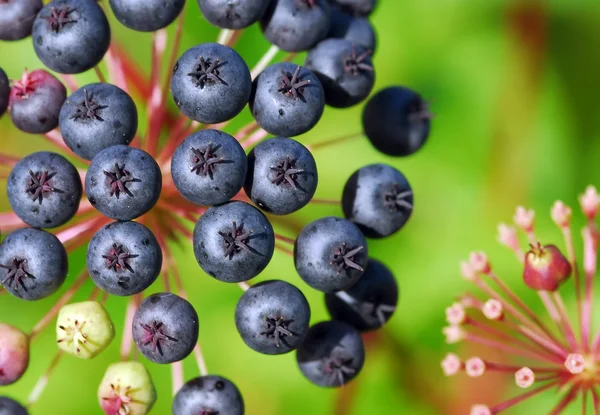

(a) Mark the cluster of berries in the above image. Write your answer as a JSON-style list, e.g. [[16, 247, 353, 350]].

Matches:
[[0, 0, 431, 413]]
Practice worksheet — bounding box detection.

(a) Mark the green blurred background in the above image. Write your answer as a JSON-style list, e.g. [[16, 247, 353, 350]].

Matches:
[[2, 0, 600, 413]]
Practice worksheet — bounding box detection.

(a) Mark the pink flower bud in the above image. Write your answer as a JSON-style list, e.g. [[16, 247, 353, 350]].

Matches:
[[441, 353, 462, 376], [465, 357, 486, 377], [515, 367, 535, 388]]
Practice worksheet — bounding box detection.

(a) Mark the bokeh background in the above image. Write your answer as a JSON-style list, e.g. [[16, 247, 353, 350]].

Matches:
[[2, 0, 600, 413]]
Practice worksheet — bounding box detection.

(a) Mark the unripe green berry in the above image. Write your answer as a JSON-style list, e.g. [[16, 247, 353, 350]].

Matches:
[[0, 323, 29, 385], [98, 361, 156, 415]]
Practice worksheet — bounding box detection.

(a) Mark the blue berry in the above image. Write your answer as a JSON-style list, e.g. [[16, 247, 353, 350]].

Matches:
[[249, 63, 325, 137], [0, 397, 28, 415], [328, 7, 376, 51], [9, 69, 67, 134], [171, 43, 252, 124], [294, 217, 368, 293], [173, 375, 244, 415], [59, 83, 138, 161], [342, 163, 413, 238], [325, 258, 398, 331], [296, 320, 365, 387], [235, 280, 311, 355], [171, 129, 248, 206], [261, 0, 331, 52], [330, 0, 376, 16], [85, 145, 162, 221], [0, 228, 67, 301], [0, 0, 42, 41], [87, 221, 162, 296], [32, 0, 111, 74], [7, 151, 82, 228], [363, 86, 431, 156], [132, 292, 199, 364], [198, 0, 271, 29], [109, 0, 185, 32], [193, 201, 275, 283], [244, 137, 318, 215], [0, 68, 8, 118], [305, 38, 375, 108]]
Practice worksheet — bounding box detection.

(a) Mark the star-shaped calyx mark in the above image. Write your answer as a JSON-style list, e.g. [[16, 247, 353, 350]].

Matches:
[[103, 164, 141, 199], [323, 356, 356, 386], [362, 299, 396, 326], [270, 156, 305, 188], [190, 144, 225, 179], [298, 0, 317, 7], [101, 384, 135, 415], [331, 243, 364, 273], [187, 57, 228, 88], [343, 45, 373, 76], [278, 66, 311, 101], [260, 316, 295, 348], [218, 221, 252, 260], [198, 409, 219, 415], [26, 170, 63, 205], [140, 321, 178, 356], [70, 89, 107, 121], [383, 185, 413, 212], [42, 6, 77, 33], [0, 258, 35, 291], [102, 243, 138, 273]]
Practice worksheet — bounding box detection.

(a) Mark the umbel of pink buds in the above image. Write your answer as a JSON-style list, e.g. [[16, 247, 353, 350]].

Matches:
[[98, 361, 156, 415], [0, 323, 30, 386], [523, 243, 572, 291]]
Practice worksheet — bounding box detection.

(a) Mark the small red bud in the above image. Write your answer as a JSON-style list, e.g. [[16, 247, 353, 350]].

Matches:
[[523, 243, 572, 291]]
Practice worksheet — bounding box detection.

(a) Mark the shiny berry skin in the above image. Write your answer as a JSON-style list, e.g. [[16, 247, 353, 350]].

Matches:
[[98, 361, 156, 415], [132, 292, 199, 364], [85, 145, 162, 221], [523, 243, 572, 292], [261, 0, 331, 52], [330, 0, 376, 17], [0, 0, 42, 41], [249, 63, 325, 137], [294, 216, 368, 293], [171, 129, 248, 206], [171, 43, 252, 124], [0, 68, 8, 117], [193, 201, 275, 283], [362, 86, 431, 156], [59, 83, 138, 161], [244, 137, 318, 215], [198, 0, 271, 29], [7, 151, 82, 228], [109, 0, 185, 32], [87, 221, 162, 296], [9, 69, 67, 134], [0, 323, 30, 386], [325, 258, 398, 331], [296, 320, 365, 387], [235, 280, 311, 355], [0, 397, 28, 415], [342, 163, 413, 238], [172, 375, 244, 415], [328, 7, 376, 51], [32, 0, 111, 74], [305, 38, 375, 108]]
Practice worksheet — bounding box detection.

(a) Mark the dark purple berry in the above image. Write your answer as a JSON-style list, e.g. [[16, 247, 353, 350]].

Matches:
[[342, 163, 413, 238], [305, 38, 375, 108], [362, 86, 431, 156], [193, 201, 275, 283], [244, 137, 318, 215], [87, 221, 162, 296], [235, 280, 311, 355], [171, 129, 248, 206], [9, 69, 67, 134], [171, 43, 252, 124], [132, 292, 199, 364], [173, 375, 244, 415], [85, 145, 162, 221], [330, 0, 376, 17], [0, 397, 28, 415], [0, 228, 68, 301], [0, 0, 42, 41], [249, 63, 325, 137], [328, 7, 376, 51], [32, 0, 111, 74], [109, 0, 186, 32], [198, 0, 271, 29], [325, 258, 398, 331], [296, 320, 365, 387], [0, 68, 8, 118], [7, 151, 82, 228], [59, 83, 138, 161], [294, 216, 368, 293], [261, 0, 331, 52]]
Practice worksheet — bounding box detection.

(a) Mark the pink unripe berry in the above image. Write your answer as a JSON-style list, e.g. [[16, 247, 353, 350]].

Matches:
[[98, 361, 156, 415], [0, 323, 29, 386], [523, 243, 572, 291]]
